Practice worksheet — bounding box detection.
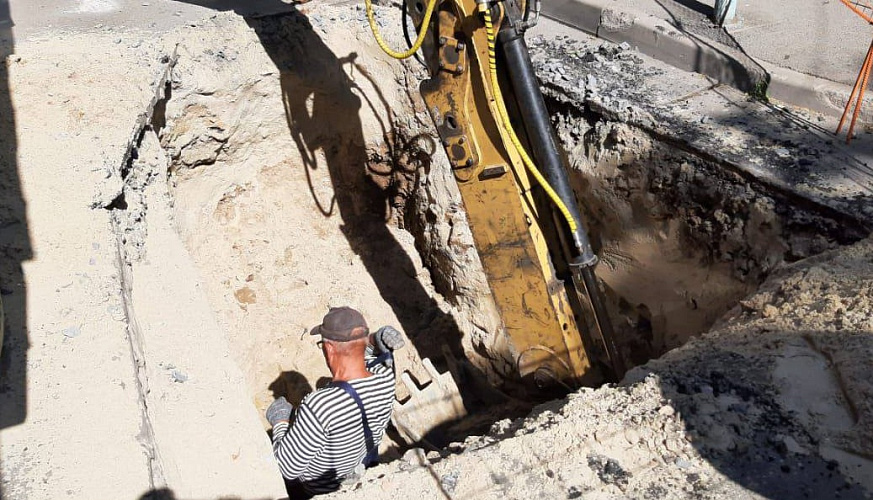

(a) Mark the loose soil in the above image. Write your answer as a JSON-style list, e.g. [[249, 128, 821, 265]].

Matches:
[[11, 3, 869, 498]]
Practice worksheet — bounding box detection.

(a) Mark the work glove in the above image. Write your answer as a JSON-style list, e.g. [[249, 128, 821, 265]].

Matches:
[[266, 397, 293, 427], [373, 325, 405, 353]]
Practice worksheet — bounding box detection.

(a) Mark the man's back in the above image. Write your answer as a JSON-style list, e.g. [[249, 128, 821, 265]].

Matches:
[[271, 354, 395, 494]]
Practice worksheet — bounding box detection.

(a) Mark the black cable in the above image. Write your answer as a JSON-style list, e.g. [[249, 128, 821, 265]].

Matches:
[[401, 0, 428, 68]]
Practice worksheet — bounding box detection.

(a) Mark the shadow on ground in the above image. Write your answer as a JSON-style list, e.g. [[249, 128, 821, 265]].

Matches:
[[650, 0, 769, 92], [640, 332, 869, 500], [244, 10, 472, 369], [0, 2, 33, 498], [170, 0, 510, 441]]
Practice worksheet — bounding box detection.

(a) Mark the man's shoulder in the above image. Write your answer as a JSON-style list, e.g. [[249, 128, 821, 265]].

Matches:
[[302, 373, 393, 408], [301, 384, 344, 409]]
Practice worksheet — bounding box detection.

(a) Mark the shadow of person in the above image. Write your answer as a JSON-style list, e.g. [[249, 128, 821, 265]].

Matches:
[[0, 0, 32, 436], [138, 488, 177, 500], [245, 9, 477, 395], [269, 370, 315, 406]]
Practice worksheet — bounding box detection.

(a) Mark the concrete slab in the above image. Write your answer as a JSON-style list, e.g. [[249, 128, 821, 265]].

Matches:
[[727, 0, 867, 87], [0, 32, 167, 500], [122, 129, 285, 498]]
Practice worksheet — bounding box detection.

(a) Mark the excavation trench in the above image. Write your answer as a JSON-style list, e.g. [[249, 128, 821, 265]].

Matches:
[[116, 10, 867, 462]]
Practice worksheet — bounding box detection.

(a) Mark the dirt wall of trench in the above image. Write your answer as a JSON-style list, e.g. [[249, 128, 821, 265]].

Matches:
[[150, 8, 513, 445], [546, 90, 867, 366], [136, 4, 870, 458]]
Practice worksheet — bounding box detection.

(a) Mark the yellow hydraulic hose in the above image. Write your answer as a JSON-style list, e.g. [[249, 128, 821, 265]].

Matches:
[[480, 5, 580, 236], [366, 0, 438, 60]]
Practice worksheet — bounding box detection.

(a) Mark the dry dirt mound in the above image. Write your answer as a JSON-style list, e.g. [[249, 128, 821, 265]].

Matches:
[[330, 238, 873, 499]]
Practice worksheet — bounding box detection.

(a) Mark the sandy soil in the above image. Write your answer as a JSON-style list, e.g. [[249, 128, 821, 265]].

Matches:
[[1, 2, 872, 498], [329, 237, 873, 499], [155, 8, 510, 449]]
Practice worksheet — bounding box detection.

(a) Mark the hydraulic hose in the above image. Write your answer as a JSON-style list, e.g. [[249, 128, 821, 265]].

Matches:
[[484, 5, 625, 378], [367, 0, 438, 60], [480, 6, 583, 253], [496, 24, 596, 265], [366, 0, 578, 243]]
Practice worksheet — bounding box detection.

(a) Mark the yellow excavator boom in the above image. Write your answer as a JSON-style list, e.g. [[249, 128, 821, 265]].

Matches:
[[366, 0, 625, 390]]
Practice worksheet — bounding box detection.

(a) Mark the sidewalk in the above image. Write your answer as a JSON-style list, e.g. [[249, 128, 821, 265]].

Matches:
[[0, 18, 287, 500], [543, 0, 873, 121]]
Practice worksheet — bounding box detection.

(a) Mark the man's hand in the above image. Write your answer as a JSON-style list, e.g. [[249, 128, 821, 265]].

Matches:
[[373, 326, 405, 353], [266, 397, 293, 427]]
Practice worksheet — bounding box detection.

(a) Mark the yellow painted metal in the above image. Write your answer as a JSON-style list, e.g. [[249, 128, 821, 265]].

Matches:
[[412, 0, 598, 386]]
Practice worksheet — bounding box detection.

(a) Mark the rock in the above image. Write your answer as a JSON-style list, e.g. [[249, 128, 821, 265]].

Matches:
[[782, 436, 808, 455], [91, 174, 125, 209], [170, 369, 188, 383], [600, 9, 636, 32], [62, 326, 81, 339], [399, 448, 427, 471], [439, 470, 459, 493], [586, 74, 598, 88], [658, 405, 676, 416], [587, 454, 631, 486]]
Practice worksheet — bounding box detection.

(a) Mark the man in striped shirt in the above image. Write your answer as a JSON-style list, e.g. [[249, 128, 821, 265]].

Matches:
[[266, 307, 402, 497]]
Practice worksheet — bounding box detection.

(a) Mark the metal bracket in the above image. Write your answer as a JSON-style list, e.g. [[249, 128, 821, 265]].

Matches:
[[438, 36, 467, 74], [479, 165, 508, 180], [436, 112, 477, 169]]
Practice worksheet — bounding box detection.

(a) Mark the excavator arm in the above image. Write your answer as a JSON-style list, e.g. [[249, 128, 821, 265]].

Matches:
[[366, 0, 625, 390]]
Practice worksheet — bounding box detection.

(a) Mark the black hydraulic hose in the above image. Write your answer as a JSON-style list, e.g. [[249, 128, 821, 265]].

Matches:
[[496, 27, 596, 265], [497, 24, 626, 379], [401, 0, 428, 69]]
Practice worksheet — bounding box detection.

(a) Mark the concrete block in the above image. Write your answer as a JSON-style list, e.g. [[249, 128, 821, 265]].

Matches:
[[764, 61, 873, 124]]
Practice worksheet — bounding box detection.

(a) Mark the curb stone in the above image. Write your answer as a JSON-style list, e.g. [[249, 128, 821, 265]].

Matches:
[[542, 0, 765, 91]]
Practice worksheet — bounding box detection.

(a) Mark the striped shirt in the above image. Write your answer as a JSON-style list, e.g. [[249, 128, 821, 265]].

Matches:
[[271, 349, 395, 494]]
